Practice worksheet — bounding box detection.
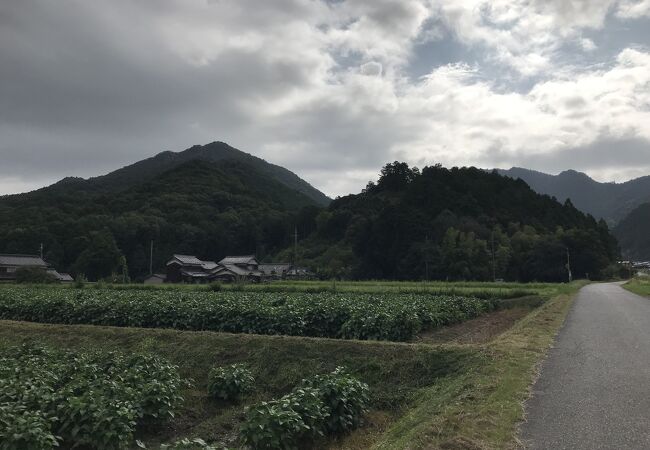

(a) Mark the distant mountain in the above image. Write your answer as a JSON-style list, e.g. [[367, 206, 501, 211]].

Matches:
[[613, 203, 650, 261], [497, 167, 650, 225], [0, 142, 328, 280], [44, 141, 331, 207], [287, 162, 619, 282]]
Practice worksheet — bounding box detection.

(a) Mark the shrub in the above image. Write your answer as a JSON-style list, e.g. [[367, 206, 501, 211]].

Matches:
[[14, 267, 56, 284], [207, 364, 254, 401], [240, 399, 308, 450], [74, 274, 86, 289], [302, 367, 370, 434], [281, 387, 329, 439], [207, 282, 222, 292], [240, 367, 368, 449]]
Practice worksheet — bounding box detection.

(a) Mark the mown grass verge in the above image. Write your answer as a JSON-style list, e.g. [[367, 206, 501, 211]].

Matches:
[[623, 278, 650, 297], [372, 281, 587, 449]]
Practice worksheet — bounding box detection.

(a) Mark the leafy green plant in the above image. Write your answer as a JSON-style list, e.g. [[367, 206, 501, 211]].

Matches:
[[240, 367, 368, 449], [207, 364, 254, 401], [0, 404, 58, 450], [0, 345, 186, 449], [302, 367, 370, 434], [240, 399, 308, 450]]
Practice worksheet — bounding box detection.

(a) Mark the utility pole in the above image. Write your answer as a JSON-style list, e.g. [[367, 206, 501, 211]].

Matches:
[[39, 243, 43, 260], [293, 226, 298, 266], [491, 230, 496, 282], [566, 247, 572, 283], [425, 234, 430, 282], [149, 240, 154, 276]]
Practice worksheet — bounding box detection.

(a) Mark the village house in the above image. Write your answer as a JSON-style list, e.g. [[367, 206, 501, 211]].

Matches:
[[162, 254, 309, 284], [0, 254, 73, 283]]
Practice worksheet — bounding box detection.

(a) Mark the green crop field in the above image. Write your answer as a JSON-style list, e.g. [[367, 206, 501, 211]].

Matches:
[[0, 287, 498, 342], [0, 281, 582, 449]]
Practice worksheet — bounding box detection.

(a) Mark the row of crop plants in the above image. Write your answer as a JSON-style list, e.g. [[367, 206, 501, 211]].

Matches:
[[0, 288, 492, 342], [0, 345, 368, 450]]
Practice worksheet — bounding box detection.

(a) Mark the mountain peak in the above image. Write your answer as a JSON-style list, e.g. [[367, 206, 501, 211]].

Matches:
[[82, 141, 331, 206]]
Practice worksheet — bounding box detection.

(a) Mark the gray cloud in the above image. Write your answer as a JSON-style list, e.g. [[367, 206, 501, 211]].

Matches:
[[1, 0, 650, 198]]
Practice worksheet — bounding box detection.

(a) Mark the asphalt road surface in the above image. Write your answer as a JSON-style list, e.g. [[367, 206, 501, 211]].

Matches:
[[521, 282, 650, 449]]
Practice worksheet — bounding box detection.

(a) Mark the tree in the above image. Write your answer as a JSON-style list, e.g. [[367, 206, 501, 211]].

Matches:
[[72, 230, 125, 281]]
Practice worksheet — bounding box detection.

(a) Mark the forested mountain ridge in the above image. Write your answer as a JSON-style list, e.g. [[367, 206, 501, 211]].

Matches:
[[497, 167, 650, 225], [0, 156, 323, 281], [614, 202, 650, 260], [284, 163, 619, 282], [25, 141, 331, 206]]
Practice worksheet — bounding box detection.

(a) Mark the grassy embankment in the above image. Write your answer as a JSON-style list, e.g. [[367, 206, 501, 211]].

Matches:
[[0, 281, 585, 448], [623, 278, 650, 297]]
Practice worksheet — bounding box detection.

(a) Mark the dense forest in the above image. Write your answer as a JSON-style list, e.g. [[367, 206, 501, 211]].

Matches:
[[0, 158, 321, 281], [279, 162, 620, 282], [0, 145, 622, 282]]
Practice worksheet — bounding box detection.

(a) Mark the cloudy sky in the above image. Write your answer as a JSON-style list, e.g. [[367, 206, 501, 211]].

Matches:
[[1, 0, 650, 197]]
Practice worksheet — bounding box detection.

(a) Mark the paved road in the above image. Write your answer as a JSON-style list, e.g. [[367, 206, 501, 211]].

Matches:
[[521, 282, 650, 449]]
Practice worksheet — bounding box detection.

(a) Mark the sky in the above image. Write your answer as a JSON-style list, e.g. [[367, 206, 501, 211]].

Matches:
[[1, 0, 650, 198]]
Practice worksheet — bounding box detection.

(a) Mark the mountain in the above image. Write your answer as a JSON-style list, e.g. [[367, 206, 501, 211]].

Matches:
[[613, 202, 650, 261], [0, 143, 328, 280], [284, 162, 619, 282], [497, 167, 650, 225], [42, 141, 330, 207]]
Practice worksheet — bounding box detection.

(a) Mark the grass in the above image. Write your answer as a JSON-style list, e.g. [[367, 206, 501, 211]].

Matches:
[[0, 321, 478, 448], [0, 281, 584, 449], [373, 281, 587, 449], [623, 278, 650, 297]]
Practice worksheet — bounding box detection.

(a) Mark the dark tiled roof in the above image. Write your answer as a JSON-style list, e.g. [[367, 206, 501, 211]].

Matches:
[[219, 255, 257, 265], [201, 261, 219, 270], [0, 254, 48, 267], [167, 254, 203, 266], [213, 264, 262, 277], [46, 269, 73, 282]]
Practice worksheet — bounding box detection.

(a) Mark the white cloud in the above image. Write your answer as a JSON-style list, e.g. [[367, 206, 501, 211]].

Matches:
[[581, 38, 598, 52], [1, 0, 650, 197], [617, 0, 650, 18]]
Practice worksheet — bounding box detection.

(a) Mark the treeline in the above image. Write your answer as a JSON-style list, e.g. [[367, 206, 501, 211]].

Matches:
[[0, 159, 621, 282], [279, 162, 620, 282], [0, 160, 318, 281]]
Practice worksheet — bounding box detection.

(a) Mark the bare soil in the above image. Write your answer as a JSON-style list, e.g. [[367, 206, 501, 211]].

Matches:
[[417, 308, 532, 344]]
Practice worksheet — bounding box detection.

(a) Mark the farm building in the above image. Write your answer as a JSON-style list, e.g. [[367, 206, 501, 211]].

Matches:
[[144, 273, 166, 285], [163, 254, 308, 283], [0, 254, 73, 283]]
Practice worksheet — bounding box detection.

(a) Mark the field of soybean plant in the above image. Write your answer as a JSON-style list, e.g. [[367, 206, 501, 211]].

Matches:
[[0, 280, 580, 449]]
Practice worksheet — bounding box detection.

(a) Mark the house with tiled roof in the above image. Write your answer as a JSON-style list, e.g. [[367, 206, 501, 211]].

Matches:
[[0, 254, 72, 283]]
